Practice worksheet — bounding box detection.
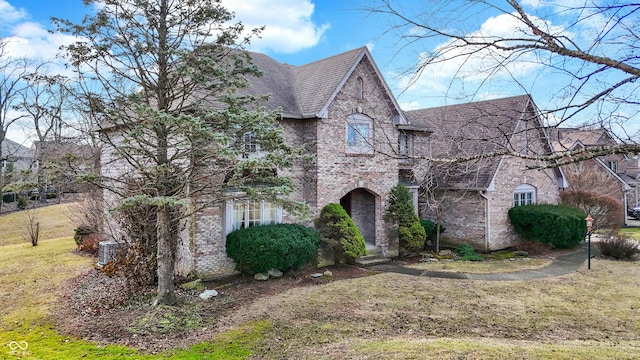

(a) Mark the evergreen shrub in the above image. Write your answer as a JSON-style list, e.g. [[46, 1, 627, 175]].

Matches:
[[508, 204, 586, 248], [315, 203, 367, 264], [420, 219, 445, 241], [226, 223, 319, 274], [385, 184, 426, 251], [455, 243, 484, 261]]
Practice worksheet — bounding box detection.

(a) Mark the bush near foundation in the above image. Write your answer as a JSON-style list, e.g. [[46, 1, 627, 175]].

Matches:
[[508, 204, 586, 249], [420, 219, 445, 241], [385, 184, 426, 251], [226, 223, 319, 274], [315, 203, 367, 264]]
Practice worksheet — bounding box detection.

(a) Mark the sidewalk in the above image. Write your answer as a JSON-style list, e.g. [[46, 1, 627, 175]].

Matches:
[[369, 246, 595, 281]]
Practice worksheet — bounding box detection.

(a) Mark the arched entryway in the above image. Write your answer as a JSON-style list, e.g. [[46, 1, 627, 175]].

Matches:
[[340, 188, 376, 246]]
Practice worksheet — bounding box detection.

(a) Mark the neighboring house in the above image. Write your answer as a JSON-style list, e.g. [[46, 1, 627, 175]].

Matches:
[[548, 127, 636, 223], [102, 48, 568, 278], [405, 95, 568, 251], [1, 138, 35, 181], [32, 139, 99, 195]]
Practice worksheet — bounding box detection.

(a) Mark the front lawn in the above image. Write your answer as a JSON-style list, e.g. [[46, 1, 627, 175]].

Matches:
[[1, 205, 639, 359]]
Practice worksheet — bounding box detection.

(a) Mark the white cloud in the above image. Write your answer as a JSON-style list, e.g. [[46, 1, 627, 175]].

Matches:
[[393, 12, 569, 107], [222, 0, 329, 53], [0, 0, 27, 25]]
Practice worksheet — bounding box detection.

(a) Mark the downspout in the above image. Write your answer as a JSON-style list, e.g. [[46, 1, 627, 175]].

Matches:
[[478, 191, 490, 252]]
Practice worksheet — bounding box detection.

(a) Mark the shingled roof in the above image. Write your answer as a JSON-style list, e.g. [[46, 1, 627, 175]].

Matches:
[[405, 95, 539, 189], [548, 127, 615, 152], [243, 47, 404, 120]]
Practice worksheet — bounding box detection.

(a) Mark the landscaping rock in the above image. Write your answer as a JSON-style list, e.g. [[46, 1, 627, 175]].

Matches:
[[199, 289, 218, 300], [439, 249, 453, 256], [323, 269, 333, 277], [181, 279, 205, 291], [513, 250, 529, 257], [310, 273, 323, 278], [268, 269, 283, 278], [254, 273, 269, 281]]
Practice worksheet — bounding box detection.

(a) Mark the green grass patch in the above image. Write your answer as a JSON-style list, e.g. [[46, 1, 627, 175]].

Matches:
[[620, 227, 640, 240], [166, 321, 270, 359]]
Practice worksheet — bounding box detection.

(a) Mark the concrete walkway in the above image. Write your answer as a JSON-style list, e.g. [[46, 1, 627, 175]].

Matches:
[[368, 246, 596, 281]]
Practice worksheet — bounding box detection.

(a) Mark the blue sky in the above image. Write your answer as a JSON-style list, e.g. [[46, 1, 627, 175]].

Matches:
[[2, 0, 637, 144]]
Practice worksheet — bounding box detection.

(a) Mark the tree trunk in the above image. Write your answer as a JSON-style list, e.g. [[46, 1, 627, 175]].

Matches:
[[155, 204, 176, 306], [435, 208, 442, 253]]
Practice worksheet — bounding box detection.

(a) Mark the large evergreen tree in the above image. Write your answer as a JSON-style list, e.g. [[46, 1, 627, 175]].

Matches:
[[54, 0, 302, 305]]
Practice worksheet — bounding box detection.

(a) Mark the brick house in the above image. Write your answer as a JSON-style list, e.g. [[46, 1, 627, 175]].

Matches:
[[405, 95, 568, 251], [548, 128, 635, 224], [103, 47, 569, 278]]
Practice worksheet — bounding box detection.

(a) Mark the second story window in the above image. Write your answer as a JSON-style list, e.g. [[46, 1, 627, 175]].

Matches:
[[346, 114, 373, 155], [399, 132, 410, 156], [608, 160, 618, 172]]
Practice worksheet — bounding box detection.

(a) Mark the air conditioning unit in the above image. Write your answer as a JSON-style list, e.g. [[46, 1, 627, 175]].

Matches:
[[98, 240, 121, 265]]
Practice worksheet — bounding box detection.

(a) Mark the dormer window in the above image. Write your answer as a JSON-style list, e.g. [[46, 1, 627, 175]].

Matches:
[[356, 77, 364, 101]]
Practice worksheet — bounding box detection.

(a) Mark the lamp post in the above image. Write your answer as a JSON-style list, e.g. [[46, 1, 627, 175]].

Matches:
[[585, 214, 594, 270]]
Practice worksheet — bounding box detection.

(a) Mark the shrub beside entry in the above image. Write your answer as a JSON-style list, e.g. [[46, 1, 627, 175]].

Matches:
[[315, 203, 367, 264]]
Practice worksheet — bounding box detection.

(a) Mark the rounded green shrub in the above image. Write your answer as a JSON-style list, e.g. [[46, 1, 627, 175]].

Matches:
[[508, 204, 586, 249], [314, 203, 367, 264], [226, 223, 319, 274]]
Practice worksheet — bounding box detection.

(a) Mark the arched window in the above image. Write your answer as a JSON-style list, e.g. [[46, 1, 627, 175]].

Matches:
[[356, 77, 364, 101], [513, 184, 536, 207], [346, 113, 373, 154]]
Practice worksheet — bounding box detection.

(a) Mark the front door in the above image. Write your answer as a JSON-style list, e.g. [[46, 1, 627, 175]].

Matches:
[[340, 188, 376, 246]]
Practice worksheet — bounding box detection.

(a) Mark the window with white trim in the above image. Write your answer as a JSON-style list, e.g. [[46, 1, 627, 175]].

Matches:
[[608, 160, 618, 172], [513, 184, 536, 207], [226, 199, 282, 234], [346, 114, 373, 154]]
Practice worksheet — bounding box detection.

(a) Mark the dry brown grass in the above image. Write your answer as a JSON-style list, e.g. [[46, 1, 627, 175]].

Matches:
[[215, 259, 640, 358], [405, 258, 552, 273], [0, 203, 76, 246]]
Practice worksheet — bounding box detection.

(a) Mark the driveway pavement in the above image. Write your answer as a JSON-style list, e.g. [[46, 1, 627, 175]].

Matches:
[[369, 246, 596, 281]]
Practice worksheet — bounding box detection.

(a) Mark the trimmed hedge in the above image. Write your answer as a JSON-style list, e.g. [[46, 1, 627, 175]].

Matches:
[[508, 204, 586, 249], [226, 223, 319, 274]]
